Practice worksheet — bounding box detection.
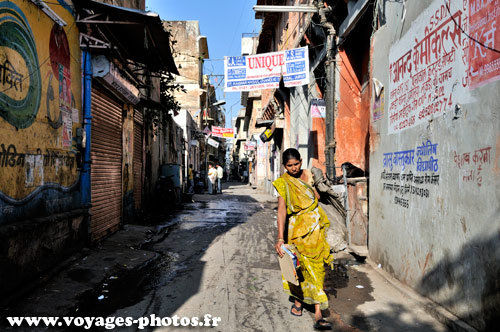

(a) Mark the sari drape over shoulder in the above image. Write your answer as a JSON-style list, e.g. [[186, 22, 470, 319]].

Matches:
[[273, 171, 333, 310]]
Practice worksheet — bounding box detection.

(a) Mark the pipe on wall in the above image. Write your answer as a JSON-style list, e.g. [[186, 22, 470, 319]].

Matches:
[[320, 7, 338, 181], [81, 50, 92, 207]]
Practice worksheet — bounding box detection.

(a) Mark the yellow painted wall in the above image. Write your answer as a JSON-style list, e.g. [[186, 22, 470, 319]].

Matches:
[[0, 1, 81, 202]]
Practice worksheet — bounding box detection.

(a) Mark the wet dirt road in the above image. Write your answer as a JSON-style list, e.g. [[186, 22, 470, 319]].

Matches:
[[88, 183, 320, 332], [71, 182, 450, 332], [66, 183, 315, 331]]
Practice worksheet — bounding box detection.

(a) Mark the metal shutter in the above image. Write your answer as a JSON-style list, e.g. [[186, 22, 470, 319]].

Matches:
[[90, 88, 122, 241], [133, 109, 143, 212]]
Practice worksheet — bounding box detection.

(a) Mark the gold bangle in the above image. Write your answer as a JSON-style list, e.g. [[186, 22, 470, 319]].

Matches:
[[277, 238, 285, 242]]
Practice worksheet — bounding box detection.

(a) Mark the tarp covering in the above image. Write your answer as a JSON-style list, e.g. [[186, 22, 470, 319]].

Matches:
[[74, 0, 178, 74]]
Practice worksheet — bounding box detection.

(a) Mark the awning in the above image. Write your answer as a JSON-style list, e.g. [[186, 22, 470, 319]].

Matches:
[[255, 119, 274, 128], [137, 98, 167, 111], [137, 97, 181, 117], [74, 0, 178, 74], [338, 0, 371, 41]]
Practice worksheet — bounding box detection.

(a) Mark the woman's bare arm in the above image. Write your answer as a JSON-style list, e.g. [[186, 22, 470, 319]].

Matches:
[[275, 196, 286, 257]]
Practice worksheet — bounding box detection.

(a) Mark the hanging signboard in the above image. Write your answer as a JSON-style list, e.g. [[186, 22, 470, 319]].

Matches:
[[258, 121, 276, 143], [310, 98, 326, 118], [224, 47, 309, 92], [202, 126, 211, 135], [207, 137, 219, 148], [92, 55, 140, 104], [244, 143, 256, 151], [211, 126, 235, 139]]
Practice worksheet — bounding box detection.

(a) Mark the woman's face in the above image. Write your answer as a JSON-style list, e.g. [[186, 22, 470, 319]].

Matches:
[[284, 158, 302, 176]]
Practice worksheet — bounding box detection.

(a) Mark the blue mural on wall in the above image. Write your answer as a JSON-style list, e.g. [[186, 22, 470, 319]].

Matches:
[[0, 1, 41, 129]]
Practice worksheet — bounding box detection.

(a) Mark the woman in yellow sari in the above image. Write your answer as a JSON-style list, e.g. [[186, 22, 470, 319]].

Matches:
[[273, 148, 333, 330]]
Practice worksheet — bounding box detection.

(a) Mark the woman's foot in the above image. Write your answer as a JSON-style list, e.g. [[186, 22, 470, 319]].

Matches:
[[313, 304, 332, 330], [290, 302, 303, 316], [313, 318, 332, 330]]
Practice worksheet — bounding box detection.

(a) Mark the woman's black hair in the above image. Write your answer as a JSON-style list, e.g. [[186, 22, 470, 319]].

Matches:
[[282, 148, 301, 165]]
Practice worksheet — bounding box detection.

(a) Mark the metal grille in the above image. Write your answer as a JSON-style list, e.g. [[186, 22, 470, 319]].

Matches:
[[133, 109, 143, 212], [90, 88, 122, 241]]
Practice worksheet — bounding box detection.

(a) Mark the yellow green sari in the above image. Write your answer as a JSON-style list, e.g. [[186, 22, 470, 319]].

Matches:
[[273, 171, 333, 310]]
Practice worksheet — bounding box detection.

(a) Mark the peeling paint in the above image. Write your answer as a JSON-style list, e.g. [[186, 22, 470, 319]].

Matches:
[[422, 250, 433, 276]]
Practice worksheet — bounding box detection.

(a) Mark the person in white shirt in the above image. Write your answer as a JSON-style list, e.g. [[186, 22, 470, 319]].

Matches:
[[216, 163, 224, 194], [208, 164, 217, 195]]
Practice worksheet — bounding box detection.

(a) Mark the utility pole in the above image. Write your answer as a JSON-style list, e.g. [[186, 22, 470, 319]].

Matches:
[[253, 2, 337, 180], [204, 76, 210, 190]]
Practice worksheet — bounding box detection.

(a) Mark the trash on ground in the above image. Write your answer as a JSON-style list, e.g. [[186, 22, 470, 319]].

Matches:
[[356, 285, 364, 289]]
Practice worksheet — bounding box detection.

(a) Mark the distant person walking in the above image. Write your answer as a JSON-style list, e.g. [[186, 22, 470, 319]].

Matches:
[[273, 148, 333, 330], [216, 163, 223, 194], [208, 163, 217, 195]]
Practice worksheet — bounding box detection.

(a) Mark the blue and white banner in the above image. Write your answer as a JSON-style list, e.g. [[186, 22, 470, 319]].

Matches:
[[224, 47, 309, 92]]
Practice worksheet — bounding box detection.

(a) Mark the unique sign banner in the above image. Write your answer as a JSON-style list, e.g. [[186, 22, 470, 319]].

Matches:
[[211, 126, 235, 139], [224, 47, 309, 92]]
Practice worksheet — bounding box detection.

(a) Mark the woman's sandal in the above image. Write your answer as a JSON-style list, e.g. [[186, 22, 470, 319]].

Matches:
[[290, 303, 303, 316], [313, 318, 332, 330]]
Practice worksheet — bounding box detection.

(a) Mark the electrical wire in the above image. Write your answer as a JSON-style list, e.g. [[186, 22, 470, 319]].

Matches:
[[444, 0, 500, 54], [279, 12, 306, 51], [337, 53, 362, 94], [227, 0, 248, 59], [335, 65, 362, 96], [0, 55, 50, 94]]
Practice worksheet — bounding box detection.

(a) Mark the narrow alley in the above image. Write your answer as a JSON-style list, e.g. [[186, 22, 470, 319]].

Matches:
[[1, 2, 498, 331], [3, 182, 451, 332]]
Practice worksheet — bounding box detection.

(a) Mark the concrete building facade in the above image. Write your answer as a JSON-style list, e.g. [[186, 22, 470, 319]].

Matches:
[[0, 0, 85, 298], [249, 0, 499, 330], [0, 0, 178, 299], [370, 0, 500, 330], [168, 21, 209, 190]]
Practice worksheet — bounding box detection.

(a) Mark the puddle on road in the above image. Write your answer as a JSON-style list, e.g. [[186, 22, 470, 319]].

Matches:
[[71, 252, 181, 319], [72, 197, 267, 321], [324, 258, 374, 331], [165, 198, 260, 230], [178, 221, 221, 230]]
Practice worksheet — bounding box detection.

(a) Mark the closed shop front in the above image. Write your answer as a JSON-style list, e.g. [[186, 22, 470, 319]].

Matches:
[[90, 87, 122, 241], [133, 109, 143, 213]]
